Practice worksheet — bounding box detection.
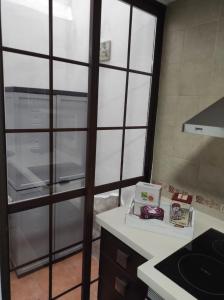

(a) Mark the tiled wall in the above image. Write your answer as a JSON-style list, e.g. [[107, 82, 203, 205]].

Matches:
[[152, 0, 224, 219]]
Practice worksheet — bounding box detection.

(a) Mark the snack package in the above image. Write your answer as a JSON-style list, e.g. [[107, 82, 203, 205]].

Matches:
[[170, 193, 193, 227]]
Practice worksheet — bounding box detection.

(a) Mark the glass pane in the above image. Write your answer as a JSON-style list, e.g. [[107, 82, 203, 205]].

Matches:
[[9, 206, 49, 273], [100, 0, 130, 67], [6, 133, 49, 203], [90, 281, 98, 300], [53, 132, 86, 194], [130, 8, 157, 73], [11, 266, 49, 300], [54, 93, 88, 129], [121, 185, 135, 207], [52, 251, 83, 297], [93, 190, 119, 238], [54, 61, 88, 93], [95, 130, 122, 186], [91, 240, 100, 281], [53, 0, 90, 63], [53, 197, 84, 253], [2, 0, 49, 54], [126, 73, 151, 126], [122, 129, 146, 179], [9, 206, 49, 300], [3, 52, 49, 129], [97, 67, 126, 127]]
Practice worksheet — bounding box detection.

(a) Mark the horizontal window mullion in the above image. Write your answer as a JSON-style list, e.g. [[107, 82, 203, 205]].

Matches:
[[97, 126, 148, 131], [8, 188, 86, 214], [5, 128, 88, 133], [2, 46, 89, 67], [2, 46, 49, 60], [99, 62, 152, 76]]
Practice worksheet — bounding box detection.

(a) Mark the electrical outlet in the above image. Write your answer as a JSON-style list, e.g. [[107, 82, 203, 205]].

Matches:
[[220, 204, 224, 214]]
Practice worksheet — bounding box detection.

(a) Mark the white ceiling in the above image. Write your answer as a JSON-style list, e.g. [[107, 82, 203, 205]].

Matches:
[[157, 0, 176, 5]]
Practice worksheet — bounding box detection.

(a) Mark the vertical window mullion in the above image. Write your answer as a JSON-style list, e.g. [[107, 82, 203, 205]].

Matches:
[[82, 0, 102, 299], [119, 4, 133, 204], [143, 12, 166, 181], [0, 1, 11, 298], [49, 0, 53, 299]]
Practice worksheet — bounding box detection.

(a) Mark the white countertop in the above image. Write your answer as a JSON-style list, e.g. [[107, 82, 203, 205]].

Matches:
[[96, 197, 224, 300]]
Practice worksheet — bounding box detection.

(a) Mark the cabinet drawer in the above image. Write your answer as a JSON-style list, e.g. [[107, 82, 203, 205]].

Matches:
[[101, 229, 147, 280], [99, 254, 148, 300]]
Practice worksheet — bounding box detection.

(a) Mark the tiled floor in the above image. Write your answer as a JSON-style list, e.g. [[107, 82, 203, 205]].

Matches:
[[11, 252, 99, 300]]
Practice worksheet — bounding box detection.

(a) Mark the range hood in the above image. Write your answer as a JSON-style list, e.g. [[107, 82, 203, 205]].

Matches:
[[183, 97, 224, 138]]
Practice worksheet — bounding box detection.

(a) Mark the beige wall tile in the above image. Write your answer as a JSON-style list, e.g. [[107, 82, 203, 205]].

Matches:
[[214, 18, 224, 65], [159, 63, 180, 96], [199, 137, 224, 169], [198, 163, 224, 200], [166, 0, 222, 30], [156, 95, 178, 127], [209, 63, 224, 98], [179, 61, 212, 96], [162, 29, 184, 64], [182, 22, 217, 63], [153, 124, 175, 157]]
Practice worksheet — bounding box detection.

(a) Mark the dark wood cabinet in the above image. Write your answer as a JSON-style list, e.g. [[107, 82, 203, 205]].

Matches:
[[98, 228, 149, 300]]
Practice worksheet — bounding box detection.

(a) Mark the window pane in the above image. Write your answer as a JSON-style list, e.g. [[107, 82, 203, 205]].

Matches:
[[95, 130, 122, 186], [52, 197, 83, 297], [122, 129, 146, 179], [53, 197, 84, 253], [100, 0, 130, 67], [53, 132, 86, 194], [54, 93, 88, 129], [90, 281, 98, 300], [11, 266, 49, 300], [54, 61, 88, 93], [6, 133, 49, 203], [97, 68, 126, 127], [121, 185, 135, 207], [2, 0, 49, 54], [52, 251, 83, 298], [130, 8, 157, 73], [91, 240, 100, 281], [93, 190, 119, 238], [126, 73, 151, 126], [53, 0, 90, 63], [9, 206, 49, 274], [3, 53, 49, 129]]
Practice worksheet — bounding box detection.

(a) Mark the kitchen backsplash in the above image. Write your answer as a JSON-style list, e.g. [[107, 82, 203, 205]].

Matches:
[[152, 0, 224, 220]]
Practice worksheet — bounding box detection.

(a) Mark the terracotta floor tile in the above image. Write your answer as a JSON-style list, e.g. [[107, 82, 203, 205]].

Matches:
[[59, 287, 82, 300]]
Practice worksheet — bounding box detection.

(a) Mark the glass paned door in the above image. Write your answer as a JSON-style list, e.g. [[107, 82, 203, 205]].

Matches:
[[1, 0, 91, 299], [95, 0, 157, 189], [0, 0, 165, 299]]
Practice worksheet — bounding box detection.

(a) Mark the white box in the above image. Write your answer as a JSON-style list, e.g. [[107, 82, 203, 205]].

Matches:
[[135, 182, 161, 207]]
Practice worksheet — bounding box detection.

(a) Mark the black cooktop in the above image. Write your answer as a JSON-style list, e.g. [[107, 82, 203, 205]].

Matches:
[[155, 228, 224, 300]]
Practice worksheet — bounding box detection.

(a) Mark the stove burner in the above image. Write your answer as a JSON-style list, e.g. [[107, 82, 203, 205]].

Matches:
[[212, 239, 224, 258], [178, 253, 224, 296]]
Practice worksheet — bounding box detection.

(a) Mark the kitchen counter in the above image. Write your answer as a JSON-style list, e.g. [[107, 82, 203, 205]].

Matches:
[[96, 197, 224, 300]]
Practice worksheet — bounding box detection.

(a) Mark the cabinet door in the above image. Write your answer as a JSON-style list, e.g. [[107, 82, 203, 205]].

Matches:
[[99, 254, 147, 300]]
